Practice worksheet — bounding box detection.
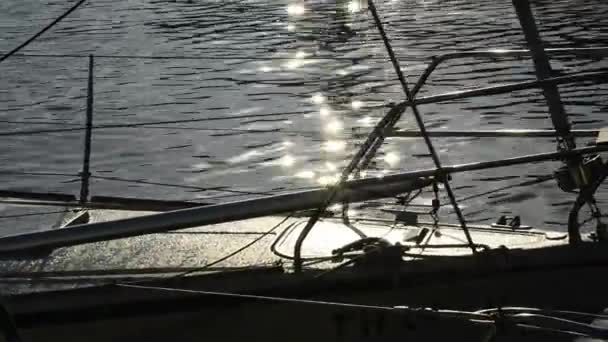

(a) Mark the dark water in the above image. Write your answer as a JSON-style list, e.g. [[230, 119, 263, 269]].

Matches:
[[0, 0, 608, 235]]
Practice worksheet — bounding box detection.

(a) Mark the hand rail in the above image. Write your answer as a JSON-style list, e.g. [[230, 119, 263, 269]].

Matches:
[[411, 47, 608, 96], [388, 128, 600, 139], [347, 48, 608, 173]]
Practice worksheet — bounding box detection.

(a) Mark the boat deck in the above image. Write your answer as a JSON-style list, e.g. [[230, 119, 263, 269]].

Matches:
[[0, 209, 569, 294]]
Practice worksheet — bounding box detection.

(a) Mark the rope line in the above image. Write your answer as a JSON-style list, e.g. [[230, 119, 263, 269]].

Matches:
[[163, 214, 293, 280]]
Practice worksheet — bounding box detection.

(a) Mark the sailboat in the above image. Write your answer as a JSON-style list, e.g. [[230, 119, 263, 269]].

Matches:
[[1, 0, 608, 341]]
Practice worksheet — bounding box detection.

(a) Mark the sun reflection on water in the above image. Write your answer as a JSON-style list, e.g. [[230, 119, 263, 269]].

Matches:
[[286, 3, 305, 16], [311, 93, 326, 104], [319, 106, 331, 117], [295, 170, 316, 179], [325, 161, 338, 172], [284, 59, 303, 70], [295, 50, 307, 59], [322, 140, 346, 152], [357, 116, 375, 127], [351, 100, 364, 110], [272, 0, 378, 189], [337, 68, 349, 76], [384, 152, 400, 167], [324, 119, 343, 134], [280, 154, 296, 167], [318, 174, 340, 186], [347, 0, 365, 13]]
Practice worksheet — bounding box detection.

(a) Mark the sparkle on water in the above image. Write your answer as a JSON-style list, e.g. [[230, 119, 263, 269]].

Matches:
[[324, 119, 343, 134], [325, 161, 338, 172], [284, 59, 303, 70], [286, 3, 305, 16], [295, 50, 307, 59], [322, 140, 347, 153], [384, 152, 400, 166], [311, 93, 326, 104], [280, 154, 296, 167], [337, 68, 350, 76], [347, 0, 364, 13], [357, 116, 375, 127], [351, 100, 364, 110], [295, 170, 316, 179], [318, 174, 340, 186], [319, 106, 331, 117]]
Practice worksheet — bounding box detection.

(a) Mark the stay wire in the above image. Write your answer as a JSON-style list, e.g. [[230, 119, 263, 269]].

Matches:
[[88, 175, 273, 196], [0, 111, 311, 137], [0, 0, 88, 64], [163, 214, 294, 280], [112, 283, 605, 337], [367, 0, 475, 253]]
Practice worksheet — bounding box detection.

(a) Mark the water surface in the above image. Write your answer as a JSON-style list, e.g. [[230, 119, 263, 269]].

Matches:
[[0, 0, 607, 235]]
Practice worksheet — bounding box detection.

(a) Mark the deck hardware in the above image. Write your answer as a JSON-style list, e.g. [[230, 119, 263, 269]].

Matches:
[[493, 216, 525, 230]]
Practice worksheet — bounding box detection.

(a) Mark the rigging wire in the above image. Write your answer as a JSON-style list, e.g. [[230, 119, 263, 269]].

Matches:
[[0, 170, 78, 177], [88, 175, 273, 196], [0, 123, 321, 137], [1, 52, 406, 61], [0, 172, 273, 196], [455, 175, 554, 203], [0, 262, 282, 283], [134, 126, 319, 137], [291, 6, 435, 272], [117, 282, 400, 312], [162, 214, 294, 280], [112, 283, 608, 338], [0, 210, 70, 220], [477, 307, 608, 320], [0, 110, 312, 137], [162, 185, 319, 203], [366, 0, 475, 253], [0, 120, 81, 126], [0, 0, 88, 64], [0, 179, 316, 210]]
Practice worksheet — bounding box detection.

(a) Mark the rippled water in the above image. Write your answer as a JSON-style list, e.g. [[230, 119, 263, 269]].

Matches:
[[1, 0, 608, 235]]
